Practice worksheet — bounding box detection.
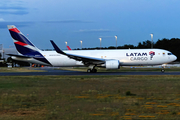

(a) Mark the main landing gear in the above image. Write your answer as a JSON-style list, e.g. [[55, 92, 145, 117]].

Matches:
[[87, 65, 97, 73], [87, 69, 97, 73]]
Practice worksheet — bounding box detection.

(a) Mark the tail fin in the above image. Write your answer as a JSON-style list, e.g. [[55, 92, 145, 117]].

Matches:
[[7, 25, 41, 56], [67, 46, 72, 50]]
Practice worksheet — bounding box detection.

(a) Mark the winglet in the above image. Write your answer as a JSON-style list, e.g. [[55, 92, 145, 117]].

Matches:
[[50, 40, 66, 55]]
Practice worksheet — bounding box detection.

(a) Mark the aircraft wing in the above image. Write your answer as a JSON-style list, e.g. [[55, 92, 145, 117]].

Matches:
[[50, 40, 105, 65], [7, 54, 32, 58]]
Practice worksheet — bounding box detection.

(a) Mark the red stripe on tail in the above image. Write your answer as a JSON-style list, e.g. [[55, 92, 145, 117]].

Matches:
[[15, 41, 28, 46], [9, 28, 20, 33]]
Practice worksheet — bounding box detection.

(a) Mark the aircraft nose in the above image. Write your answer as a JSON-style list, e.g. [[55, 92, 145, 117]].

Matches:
[[173, 55, 177, 61]]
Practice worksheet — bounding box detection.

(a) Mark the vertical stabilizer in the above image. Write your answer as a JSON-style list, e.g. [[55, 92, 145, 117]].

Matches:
[[7, 25, 41, 56], [7, 25, 52, 65]]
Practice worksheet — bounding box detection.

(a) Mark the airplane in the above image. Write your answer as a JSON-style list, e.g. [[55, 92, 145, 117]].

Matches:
[[7, 25, 177, 73]]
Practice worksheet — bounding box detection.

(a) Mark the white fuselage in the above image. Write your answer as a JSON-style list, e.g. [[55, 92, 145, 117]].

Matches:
[[13, 49, 177, 67]]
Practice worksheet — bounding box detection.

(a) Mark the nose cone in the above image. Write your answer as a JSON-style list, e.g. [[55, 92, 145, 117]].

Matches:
[[173, 55, 177, 61]]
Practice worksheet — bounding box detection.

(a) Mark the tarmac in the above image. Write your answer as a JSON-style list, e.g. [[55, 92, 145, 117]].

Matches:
[[0, 68, 180, 76]]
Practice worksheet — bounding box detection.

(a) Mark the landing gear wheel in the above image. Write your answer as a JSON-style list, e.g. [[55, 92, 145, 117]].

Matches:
[[91, 69, 97, 73], [87, 69, 97, 73], [161, 69, 165, 73], [87, 69, 91, 73]]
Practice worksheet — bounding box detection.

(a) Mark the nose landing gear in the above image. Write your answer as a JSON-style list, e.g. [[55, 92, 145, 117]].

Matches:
[[161, 69, 165, 73], [161, 64, 166, 73]]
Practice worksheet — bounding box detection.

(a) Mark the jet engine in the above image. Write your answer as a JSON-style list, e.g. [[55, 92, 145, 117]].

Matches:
[[105, 60, 120, 69]]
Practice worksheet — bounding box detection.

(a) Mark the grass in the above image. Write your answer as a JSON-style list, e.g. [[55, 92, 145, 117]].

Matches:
[[0, 75, 180, 119], [0, 67, 45, 72]]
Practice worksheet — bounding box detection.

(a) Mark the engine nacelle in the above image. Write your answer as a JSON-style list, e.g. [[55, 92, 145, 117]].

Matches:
[[105, 60, 120, 69]]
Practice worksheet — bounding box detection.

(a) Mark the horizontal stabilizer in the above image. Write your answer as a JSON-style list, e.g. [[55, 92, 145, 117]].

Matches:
[[7, 54, 32, 58]]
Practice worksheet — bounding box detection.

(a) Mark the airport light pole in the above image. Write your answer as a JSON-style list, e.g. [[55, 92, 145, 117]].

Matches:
[[80, 40, 82, 49], [115, 35, 117, 49], [65, 41, 67, 50], [150, 33, 153, 49], [99, 38, 102, 49]]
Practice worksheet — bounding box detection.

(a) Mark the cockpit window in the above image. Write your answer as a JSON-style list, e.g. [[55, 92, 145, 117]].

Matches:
[[168, 53, 173, 55]]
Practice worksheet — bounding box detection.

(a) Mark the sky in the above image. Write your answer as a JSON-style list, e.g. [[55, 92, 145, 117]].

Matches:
[[0, 0, 180, 50]]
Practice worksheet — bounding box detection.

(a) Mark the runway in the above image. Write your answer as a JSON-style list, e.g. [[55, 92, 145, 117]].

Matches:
[[0, 68, 180, 76]]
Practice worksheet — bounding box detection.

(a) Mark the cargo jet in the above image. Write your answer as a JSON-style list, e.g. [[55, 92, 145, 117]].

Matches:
[[7, 25, 177, 73]]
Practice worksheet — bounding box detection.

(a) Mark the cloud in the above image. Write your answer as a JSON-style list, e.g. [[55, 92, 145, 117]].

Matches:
[[99, 36, 115, 38], [0, 1, 28, 15], [45, 20, 93, 23], [0, 6, 26, 10], [75, 29, 114, 33], [0, 21, 33, 29], [0, 10, 28, 15], [0, 18, 5, 22]]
